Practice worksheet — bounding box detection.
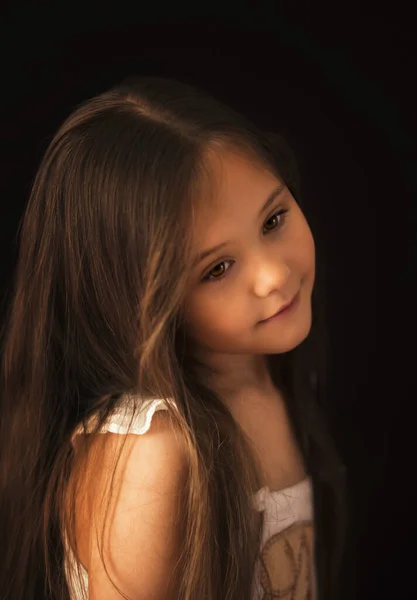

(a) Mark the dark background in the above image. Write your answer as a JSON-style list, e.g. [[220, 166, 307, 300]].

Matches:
[[1, 3, 416, 599]]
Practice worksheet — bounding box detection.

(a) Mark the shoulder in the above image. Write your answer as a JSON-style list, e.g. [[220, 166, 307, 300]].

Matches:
[[93, 406, 188, 495], [78, 406, 189, 599]]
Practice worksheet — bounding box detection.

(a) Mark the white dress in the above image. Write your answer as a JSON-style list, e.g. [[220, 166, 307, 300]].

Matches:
[[64, 395, 317, 599]]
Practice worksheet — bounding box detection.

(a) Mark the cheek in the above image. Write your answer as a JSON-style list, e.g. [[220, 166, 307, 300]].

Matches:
[[307, 230, 316, 267], [302, 229, 316, 285], [184, 295, 240, 341], [297, 221, 315, 268]]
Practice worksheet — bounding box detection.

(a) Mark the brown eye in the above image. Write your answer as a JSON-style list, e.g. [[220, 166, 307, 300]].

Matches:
[[264, 214, 278, 231], [205, 260, 232, 282], [209, 263, 226, 277], [264, 208, 289, 232]]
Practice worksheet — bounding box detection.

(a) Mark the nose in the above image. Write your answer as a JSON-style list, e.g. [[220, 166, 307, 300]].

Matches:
[[252, 254, 291, 297]]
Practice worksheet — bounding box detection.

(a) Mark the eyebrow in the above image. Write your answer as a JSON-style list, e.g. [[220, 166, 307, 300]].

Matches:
[[194, 183, 286, 267]]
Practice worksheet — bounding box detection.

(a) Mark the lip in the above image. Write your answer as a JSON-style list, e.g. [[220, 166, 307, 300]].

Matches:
[[259, 291, 300, 323]]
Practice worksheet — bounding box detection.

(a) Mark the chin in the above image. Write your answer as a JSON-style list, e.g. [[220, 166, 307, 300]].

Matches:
[[275, 334, 310, 354], [264, 313, 313, 354]]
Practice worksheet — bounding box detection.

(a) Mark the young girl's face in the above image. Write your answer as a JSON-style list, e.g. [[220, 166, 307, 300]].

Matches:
[[182, 148, 316, 389]]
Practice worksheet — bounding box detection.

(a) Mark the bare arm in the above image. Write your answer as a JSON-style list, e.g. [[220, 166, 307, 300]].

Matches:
[[85, 411, 188, 599]]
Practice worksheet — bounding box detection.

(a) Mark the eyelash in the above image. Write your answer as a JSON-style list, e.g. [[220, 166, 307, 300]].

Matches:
[[202, 208, 290, 284]]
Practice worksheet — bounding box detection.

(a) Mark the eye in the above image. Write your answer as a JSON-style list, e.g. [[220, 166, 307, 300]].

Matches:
[[202, 208, 290, 284]]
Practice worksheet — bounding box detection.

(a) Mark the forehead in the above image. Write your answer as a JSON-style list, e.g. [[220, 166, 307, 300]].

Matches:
[[193, 148, 280, 225]]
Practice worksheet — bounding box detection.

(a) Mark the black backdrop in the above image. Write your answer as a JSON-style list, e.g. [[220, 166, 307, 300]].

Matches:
[[1, 4, 416, 599]]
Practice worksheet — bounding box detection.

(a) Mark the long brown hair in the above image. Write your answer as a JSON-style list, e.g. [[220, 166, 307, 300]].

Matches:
[[0, 76, 348, 600]]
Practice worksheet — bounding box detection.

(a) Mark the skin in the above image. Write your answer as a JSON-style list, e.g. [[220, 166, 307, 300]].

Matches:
[[183, 147, 316, 401]]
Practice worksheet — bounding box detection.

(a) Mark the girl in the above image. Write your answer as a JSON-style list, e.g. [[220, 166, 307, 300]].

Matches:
[[0, 76, 348, 600]]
